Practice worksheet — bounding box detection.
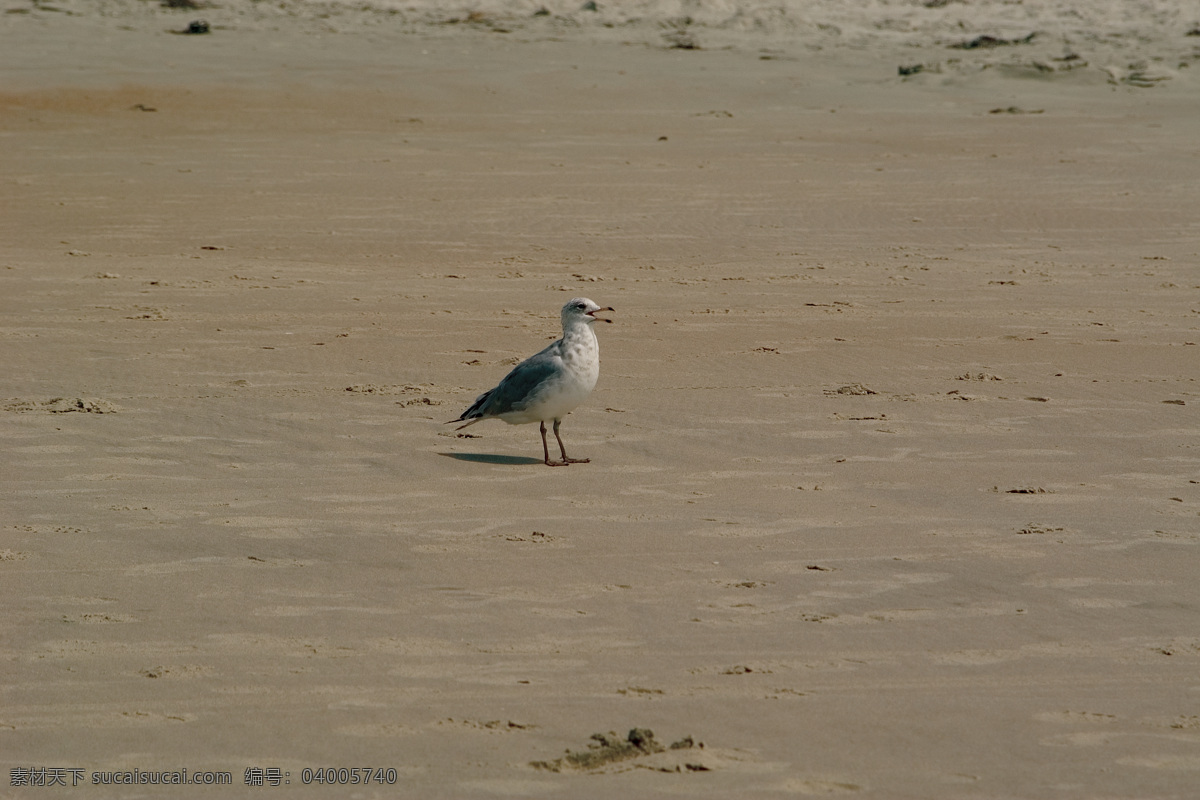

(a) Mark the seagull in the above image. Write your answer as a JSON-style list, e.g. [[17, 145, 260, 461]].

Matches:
[[449, 298, 614, 466]]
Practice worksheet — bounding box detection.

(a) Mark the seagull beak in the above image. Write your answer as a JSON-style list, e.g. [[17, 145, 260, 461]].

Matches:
[[588, 306, 615, 324]]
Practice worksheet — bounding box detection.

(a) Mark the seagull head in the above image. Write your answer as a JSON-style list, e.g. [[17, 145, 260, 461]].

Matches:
[[564, 297, 614, 326]]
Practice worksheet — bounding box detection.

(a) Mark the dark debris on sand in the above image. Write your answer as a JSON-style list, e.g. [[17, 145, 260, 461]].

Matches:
[[531, 728, 702, 772], [3, 397, 117, 414], [952, 32, 1036, 50]]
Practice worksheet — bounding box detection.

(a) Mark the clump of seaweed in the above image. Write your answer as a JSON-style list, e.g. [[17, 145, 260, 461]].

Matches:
[[532, 728, 700, 772]]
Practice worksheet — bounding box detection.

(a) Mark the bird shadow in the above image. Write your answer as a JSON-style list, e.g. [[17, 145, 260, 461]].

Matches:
[[439, 452, 543, 466]]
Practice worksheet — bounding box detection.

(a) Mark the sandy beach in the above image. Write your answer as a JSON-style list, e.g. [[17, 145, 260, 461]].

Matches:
[[3, 1, 1199, 797]]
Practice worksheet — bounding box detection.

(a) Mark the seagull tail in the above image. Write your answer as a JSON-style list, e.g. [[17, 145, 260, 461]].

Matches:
[[447, 388, 493, 428]]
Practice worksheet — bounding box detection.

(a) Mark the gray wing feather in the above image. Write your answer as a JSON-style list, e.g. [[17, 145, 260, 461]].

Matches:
[[455, 340, 563, 421]]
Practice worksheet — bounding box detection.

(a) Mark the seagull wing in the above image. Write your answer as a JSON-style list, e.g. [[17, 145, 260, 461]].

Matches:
[[454, 340, 564, 424], [485, 345, 564, 415]]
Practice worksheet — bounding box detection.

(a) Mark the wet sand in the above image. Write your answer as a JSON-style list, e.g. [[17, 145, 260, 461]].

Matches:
[[3, 4, 1200, 797]]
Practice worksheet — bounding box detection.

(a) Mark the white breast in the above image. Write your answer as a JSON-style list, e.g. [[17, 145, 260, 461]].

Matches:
[[538, 330, 598, 420]]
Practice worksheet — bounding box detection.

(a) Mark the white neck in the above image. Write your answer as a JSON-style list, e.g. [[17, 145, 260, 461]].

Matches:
[[562, 317, 595, 340]]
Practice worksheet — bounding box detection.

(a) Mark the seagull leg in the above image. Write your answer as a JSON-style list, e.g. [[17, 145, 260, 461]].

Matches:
[[541, 421, 567, 467], [553, 418, 590, 464]]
